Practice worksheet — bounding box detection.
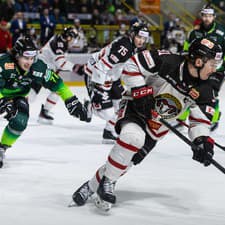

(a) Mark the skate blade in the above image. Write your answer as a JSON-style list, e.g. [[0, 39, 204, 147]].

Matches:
[[37, 117, 53, 125], [84, 99, 92, 122], [68, 200, 76, 207], [102, 139, 116, 144], [94, 196, 112, 212]]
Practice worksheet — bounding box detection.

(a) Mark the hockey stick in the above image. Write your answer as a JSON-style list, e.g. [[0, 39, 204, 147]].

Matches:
[[175, 119, 225, 151], [159, 118, 225, 174]]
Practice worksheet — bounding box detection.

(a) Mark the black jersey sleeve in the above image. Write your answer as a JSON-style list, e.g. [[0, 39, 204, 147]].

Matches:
[[108, 36, 134, 64], [49, 35, 67, 55]]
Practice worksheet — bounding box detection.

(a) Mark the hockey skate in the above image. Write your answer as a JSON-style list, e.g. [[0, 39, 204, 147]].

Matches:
[[69, 181, 94, 207], [95, 176, 116, 211], [84, 100, 92, 122], [38, 104, 54, 124], [0, 144, 9, 168], [102, 129, 117, 144]]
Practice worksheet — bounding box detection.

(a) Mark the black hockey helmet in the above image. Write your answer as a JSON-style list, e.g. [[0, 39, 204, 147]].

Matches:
[[61, 27, 78, 39], [130, 21, 149, 39], [11, 35, 37, 58], [189, 38, 223, 64]]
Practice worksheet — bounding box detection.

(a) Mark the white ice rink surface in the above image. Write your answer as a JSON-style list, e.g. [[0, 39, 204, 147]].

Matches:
[[0, 86, 225, 225]]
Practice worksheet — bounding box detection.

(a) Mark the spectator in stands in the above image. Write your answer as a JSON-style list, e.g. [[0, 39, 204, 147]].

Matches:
[[193, 11, 202, 29], [26, 0, 39, 13], [78, 0, 92, 14], [114, 8, 126, 25], [218, 1, 225, 11], [52, 8, 66, 24], [49, 0, 67, 17], [0, 21, 12, 55], [40, 8, 56, 46], [66, 0, 79, 13], [165, 17, 186, 53], [161, 12, 177, 48], [87, 24, 99, 52], [92, 0, 105, 13], [92, 8, 102, 25], [28, 26, 40, 48], [114, 23, 128, 39], [10, 12, 27, 44], [0, 0, 15, 22], [38, 0, 50, 12], [50, 0, 67, 16], [14, 0, 28, 12]]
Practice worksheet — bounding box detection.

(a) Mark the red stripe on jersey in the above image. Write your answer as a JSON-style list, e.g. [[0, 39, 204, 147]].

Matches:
[[109, 120, 115, 126], [95, 169, 101, 183], [189, 116, 211, 125], [130, 55, 142, 72], [59, 61, 66, 68], [55, 56, 65, 61], [117, 138, 139, 152], [122, 70, 142, 76], [101, 58, 112, 69], [47, 98, 57, 105], [85, 66, 92, 74], [130, 55, 137, 64], [108, 156, 127, 170]]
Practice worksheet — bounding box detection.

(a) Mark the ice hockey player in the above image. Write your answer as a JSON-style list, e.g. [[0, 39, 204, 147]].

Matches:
[[84, 21, 150, 143], [28, 27, 84, 124], [179, 4, 225, 131], [0, 36, 90, 168], [71, 37, 222, 211]]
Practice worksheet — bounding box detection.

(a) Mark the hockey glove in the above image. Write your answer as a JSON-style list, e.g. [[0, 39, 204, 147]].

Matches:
[[131, 85, 154, 119], [192, 136, 214, 167], [65, 96, 90, 122], [0, 98, 17, 120], [90, 84, 111, 110], [73, 64, 84, 76]]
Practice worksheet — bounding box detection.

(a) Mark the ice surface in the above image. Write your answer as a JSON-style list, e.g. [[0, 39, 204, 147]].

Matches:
[[0, 86, 225, 225]]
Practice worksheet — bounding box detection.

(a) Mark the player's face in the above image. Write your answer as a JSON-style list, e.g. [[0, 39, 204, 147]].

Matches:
[[199, 59, 221, 80], [201, 14, 215, 27], [134, 35, 147, 48], [17, 56, 35, 71]]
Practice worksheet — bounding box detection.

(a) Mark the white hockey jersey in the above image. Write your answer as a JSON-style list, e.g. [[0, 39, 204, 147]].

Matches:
[[38, 34, 74, 72], [121, 50, 216, 140], [84, 36, 137, 85]]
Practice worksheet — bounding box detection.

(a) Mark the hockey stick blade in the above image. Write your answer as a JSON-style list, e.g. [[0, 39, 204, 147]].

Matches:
[[160, 118, 225, 174]]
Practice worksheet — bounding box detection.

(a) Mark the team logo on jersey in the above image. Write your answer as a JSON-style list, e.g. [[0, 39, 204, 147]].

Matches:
[[188, 88, 199, 99], [32, 71, 43, 77], [4, 63, 14, 70], [155, 93, 182, 119], [44, 69, 52, 82]]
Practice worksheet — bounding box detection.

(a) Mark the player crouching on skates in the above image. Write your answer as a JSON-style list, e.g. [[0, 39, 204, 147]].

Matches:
[[0, 36, 90, 168], [71, 37, 223, 211]]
